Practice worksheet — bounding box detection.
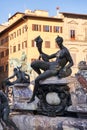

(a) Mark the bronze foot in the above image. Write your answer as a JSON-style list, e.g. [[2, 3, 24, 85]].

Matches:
[[27, 98, 35, 103]]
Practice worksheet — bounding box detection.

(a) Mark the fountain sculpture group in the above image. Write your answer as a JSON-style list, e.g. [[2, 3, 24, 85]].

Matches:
[[1, 36, 87, 130]]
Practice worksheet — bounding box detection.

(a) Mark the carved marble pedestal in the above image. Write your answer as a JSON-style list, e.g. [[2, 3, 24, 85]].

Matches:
[[10, 83, 38, 111], [36, 76, 72, 116], [9, 77, 72, 117], [68, 69, 87, 118]]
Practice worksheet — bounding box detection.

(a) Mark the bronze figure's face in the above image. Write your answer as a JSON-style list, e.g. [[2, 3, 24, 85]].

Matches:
[[55, 36, 63, 48]]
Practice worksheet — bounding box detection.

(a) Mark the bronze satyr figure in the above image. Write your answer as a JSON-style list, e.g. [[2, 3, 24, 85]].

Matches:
[[0, 90, 19, 130], [27, 35, 74, 103], [4, 67, 30, 86]]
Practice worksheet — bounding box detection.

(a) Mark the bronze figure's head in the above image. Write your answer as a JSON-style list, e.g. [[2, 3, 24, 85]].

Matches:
[[55, 36, 63, 48]]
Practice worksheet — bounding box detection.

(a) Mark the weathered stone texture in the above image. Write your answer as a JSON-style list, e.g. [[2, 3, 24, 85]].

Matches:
[[7, 114, 87, 130]]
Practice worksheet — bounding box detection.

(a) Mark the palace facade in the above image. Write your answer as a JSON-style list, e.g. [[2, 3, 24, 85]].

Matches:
[[0, 9, 87, 83]]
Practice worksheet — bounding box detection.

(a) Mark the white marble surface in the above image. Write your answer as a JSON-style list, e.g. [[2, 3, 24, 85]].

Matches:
[[13, 97, 39, 110], [40, 76, 72, 85], [9, 114, 87, 130], [46, 92, 61, 105]]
